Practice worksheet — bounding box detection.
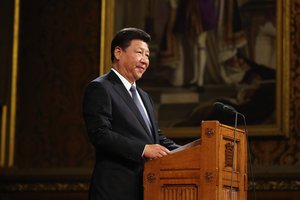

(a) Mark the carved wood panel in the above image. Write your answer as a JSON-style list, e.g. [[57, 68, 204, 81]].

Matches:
[[161, 185, 198, 200]]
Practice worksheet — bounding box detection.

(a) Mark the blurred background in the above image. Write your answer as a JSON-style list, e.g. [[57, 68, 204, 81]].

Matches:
[[1, 0, 300, 199]]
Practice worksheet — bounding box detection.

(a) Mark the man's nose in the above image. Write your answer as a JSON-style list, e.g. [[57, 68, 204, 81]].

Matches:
[[140, 55, 149, 63]]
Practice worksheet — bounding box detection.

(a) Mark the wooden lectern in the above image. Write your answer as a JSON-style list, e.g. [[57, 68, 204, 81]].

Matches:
[[143, 120, 247, 200]]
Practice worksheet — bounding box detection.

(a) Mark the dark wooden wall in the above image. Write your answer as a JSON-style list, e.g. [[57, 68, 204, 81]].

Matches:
[[1, 0, 300, 199], [15, 0, 100, 169], [1, 0, 99, 199]]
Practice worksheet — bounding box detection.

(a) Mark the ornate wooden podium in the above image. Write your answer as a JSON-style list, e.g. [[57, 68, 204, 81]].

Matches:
[[143, 121, 247, 200]]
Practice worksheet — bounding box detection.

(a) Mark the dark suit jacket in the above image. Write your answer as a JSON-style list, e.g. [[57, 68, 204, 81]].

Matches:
[[83, 70, 178, 200]]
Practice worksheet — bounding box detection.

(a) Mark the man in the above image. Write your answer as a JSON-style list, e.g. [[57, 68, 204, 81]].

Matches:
[[83, 28, 179, 200]]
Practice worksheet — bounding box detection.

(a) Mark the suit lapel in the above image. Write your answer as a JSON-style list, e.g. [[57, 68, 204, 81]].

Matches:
[[107, 71, 154, 141]]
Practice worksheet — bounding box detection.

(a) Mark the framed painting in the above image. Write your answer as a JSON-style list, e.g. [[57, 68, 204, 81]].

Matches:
[[101, 0, 290, 137]]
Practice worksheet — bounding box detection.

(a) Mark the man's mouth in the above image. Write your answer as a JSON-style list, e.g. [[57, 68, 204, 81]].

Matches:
[[136, 66, 146, 72]]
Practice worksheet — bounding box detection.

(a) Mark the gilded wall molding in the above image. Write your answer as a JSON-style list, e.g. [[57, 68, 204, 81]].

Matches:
[[0, 181, 89, 192], [249, 0, 300, 167], [290, 0, 300, 136], [249, 180, 300, 191], [1, 180, 300, 192]]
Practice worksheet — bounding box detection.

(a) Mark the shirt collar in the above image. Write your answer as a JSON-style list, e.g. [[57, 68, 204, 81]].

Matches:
[[111, 68, 136, 91]]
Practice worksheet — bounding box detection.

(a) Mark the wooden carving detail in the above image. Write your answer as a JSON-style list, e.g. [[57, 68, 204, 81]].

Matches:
[[225, 143, 234, 167], [147, 173, 156, 183], [205, 172, 214, 183], [161, 185, 198, 200], [205, 128, 214, 138]]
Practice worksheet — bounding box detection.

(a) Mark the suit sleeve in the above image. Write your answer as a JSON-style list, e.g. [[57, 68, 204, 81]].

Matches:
[[83, 81, 146, 163], [158, 129, 181, 150]]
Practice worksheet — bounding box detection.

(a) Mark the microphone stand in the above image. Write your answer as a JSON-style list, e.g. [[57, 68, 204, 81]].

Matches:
[[213, 102, 256, 199], [230, 111, 238, 200], [229, 111, 256, 200]]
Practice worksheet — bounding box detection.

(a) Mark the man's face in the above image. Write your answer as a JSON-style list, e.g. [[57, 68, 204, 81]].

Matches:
[[114, 39, 150, 83]]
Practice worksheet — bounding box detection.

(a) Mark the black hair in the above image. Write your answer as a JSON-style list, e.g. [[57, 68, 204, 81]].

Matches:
[[110, 27, 151, 63]]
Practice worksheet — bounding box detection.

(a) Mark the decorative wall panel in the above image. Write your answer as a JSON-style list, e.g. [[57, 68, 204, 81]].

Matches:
[[15, 0, 100, 168], [250, 0, 300, 169]]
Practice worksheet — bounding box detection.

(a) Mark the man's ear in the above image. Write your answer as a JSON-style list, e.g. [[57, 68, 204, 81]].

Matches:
[[114, 47, 122, 60]]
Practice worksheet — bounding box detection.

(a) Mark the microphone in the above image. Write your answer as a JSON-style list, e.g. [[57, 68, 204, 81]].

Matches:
[[213, 102, 238, 114]]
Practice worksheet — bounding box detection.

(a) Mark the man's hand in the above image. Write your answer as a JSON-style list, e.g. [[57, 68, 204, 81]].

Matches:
[[143, 144, 171, 159]]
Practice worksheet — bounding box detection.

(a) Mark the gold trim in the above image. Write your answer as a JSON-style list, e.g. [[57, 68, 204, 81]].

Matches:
[[1, 105, 7, 167], [100, 0, 115, 75], [276, 0, 282, 135], [249, 180, 300, 191], [0, 182, 90, 192], [282, 0, 290, 137], [1, 180, 300, 192], [100, 0, 106, 75], [9, 0, 20, 167]]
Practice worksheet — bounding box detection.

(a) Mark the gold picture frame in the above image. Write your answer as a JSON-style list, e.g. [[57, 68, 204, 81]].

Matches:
[[100, 0, 291, 137]]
